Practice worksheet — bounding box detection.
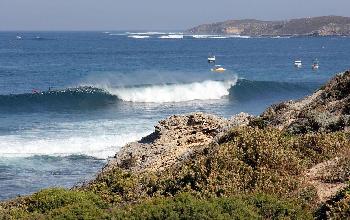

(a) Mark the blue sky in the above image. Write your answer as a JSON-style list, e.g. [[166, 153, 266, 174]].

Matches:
[[1, 0, 349, 30]]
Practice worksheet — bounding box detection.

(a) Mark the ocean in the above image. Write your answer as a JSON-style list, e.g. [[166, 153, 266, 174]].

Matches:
[[0, 32, 349, 200]]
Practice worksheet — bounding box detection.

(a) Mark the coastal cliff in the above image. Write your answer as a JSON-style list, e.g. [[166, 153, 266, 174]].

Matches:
[[187, 16, 350, 36], [2, 71, 350, 219]]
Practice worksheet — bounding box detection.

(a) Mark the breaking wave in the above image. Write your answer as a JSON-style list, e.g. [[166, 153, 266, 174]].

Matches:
[[0, 77, 319, 111], [107, 79, 237, 102]]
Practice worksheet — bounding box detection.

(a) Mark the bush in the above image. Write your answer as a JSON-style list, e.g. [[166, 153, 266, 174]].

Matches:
[[2, 127, 350, 219], [85, 168, 143, 204], [85, 127, 350, 209], [111, 193, 311, 220], [0, 188, 108, 219]]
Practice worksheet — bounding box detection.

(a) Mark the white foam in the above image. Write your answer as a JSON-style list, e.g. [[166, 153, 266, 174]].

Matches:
[[127, 31, 166, 35], [107, 79, 237, 103], [128, 35, 150, 39], [109, 33, 127, 36], [0, 132, 150, 159], [159, 35, 184, 39], [229, 35, 251, 39]]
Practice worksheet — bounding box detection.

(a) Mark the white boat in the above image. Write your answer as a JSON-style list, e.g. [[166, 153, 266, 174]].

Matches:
[[208, 55, 216, 63], [211, 65, 226, 73], [294, 60, 302, 68], [16, 36, 22, 39], [312, 59, 319, 70]]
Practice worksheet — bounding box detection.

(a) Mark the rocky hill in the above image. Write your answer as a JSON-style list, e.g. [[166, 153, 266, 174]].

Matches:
[[187, 16, 350, 36], [259, 70, 350, 133]]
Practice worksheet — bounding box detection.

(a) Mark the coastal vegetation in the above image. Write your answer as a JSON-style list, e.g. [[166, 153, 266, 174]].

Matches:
[[1, 71, 350, 219], [1, 126, 350, 219]]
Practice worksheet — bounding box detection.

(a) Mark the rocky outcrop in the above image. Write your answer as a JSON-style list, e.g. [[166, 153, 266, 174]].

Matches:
[[104, 112, 252, 173], [260, 70, 350, 133], [104, 70, 350, 175], [187, 16, 350, 36]]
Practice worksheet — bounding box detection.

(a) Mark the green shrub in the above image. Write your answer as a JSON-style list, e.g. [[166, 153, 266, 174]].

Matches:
[[111, 193, 310, 220], [25, 188, 106, 214], [85, 168, 143, 204], [247, 193, 313, 219], [0, 188, 108, 219]]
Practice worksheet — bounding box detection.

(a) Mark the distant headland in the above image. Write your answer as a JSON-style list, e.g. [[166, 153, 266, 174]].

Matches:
[[186, 16, 350, 36]]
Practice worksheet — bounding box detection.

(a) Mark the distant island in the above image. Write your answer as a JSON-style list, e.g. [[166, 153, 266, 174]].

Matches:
[[186, 16, 350, 36]]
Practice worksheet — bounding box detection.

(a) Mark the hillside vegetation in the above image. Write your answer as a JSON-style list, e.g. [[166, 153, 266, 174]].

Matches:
[[1, 126, 350, 219], [187, 16, 350, 36]]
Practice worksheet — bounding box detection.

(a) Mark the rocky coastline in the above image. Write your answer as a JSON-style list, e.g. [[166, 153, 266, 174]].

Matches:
[[105, 71, 350, 175]]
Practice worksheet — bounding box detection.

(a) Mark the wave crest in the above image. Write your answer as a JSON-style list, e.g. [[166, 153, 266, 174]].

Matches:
[[106, 79, 237, 103]]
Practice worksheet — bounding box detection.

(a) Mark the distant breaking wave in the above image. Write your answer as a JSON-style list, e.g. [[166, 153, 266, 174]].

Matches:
[[127, 31, 168, 35], [128, 35, 150, 39], [158, 35, 184, 39]]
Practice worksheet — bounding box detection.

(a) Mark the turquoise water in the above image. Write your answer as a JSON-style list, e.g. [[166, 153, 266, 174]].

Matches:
[[0, 32, 349, 200]]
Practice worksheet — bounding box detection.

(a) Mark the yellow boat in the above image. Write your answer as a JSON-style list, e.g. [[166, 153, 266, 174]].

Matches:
[[211, 65, 226, 72]]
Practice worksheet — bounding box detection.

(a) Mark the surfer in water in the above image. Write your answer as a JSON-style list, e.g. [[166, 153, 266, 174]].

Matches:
[[32, 88, 40, 94]]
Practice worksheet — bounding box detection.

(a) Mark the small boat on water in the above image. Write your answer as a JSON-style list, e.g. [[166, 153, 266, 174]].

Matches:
[[208, 55, 216, 63], [312, 59, 319, 70], [294, 60, 302, 68], [16, 36, 22, 39], [211, 65, 226, 73]]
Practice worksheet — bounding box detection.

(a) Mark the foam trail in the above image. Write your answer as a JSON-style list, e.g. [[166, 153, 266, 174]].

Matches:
[[107, 79, 237, 103]]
